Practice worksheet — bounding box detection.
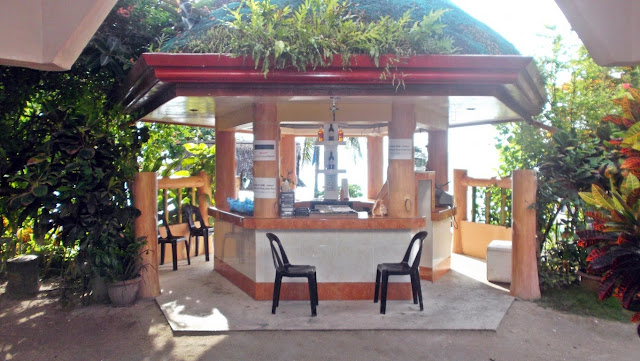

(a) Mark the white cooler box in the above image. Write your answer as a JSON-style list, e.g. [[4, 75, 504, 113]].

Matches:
[[487, 240, 512, 283]]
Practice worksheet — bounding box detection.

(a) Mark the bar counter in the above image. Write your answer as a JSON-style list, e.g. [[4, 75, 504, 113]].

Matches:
[[209, 204, 455, 301]]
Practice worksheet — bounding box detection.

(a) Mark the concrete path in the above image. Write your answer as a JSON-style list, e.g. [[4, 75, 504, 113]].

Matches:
[[156, 254, 513, 333]]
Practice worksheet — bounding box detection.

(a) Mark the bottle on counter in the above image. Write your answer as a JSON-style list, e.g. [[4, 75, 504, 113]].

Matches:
[[328, 151, 335, 169], [328, 123, 335, 141], [318, 126, 324, 142], [338, 127, 344, 142]]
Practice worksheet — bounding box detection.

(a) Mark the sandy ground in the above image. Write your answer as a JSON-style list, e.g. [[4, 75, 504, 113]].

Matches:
[[1, 281, 639, 361]]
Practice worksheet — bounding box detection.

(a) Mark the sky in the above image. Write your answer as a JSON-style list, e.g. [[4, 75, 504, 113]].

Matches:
[[450, 0, 579, 57], [445, 0, 580, 180]]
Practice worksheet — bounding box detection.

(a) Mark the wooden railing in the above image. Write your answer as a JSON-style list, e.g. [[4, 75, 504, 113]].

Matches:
[[157, 173, 209, 225], [452, 168, 540, 299], [453, 170, 512, 259], [470, 185, 512, 227], [133, 171, 213, 299]]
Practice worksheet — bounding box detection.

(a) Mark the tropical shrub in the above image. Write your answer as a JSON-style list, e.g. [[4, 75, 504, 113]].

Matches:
[[577, 86, 640, 337], [0, 0, 181, 299], [495, 33, 639, 288]]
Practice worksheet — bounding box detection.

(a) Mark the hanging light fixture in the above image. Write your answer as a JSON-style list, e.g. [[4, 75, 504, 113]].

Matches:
[[330, 96, 340, 122], [329, 96, 341, 141]]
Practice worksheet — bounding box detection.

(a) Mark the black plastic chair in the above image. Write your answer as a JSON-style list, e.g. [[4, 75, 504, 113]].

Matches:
[[374, 231, 428, 314], [182, 205, 213, 261], [267, 232, 318, 317], [158, 217, 190, 271]]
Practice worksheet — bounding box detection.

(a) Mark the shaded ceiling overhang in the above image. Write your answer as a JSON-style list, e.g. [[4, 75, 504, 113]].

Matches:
[[556, 0, 640, 67], [119, 53, 545, 133], [0, 0, 117, 71]]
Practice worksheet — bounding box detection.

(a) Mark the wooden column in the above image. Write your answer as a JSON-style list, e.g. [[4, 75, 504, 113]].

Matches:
[[253, 102, 280, 218], [387, 101, 416, 218], [280, 134, 297, 190], [510, 169, 541, 300], [452, 169, 467, 254], [427, 130, 449, 191], [367, 136, 383, 200], [133, 172, 160, 298], [214, 130, 236, 211]]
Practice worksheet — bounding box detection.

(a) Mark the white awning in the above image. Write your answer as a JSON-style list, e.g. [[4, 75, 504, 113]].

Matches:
[[556, 0, 640, 66], [0, 0, 116, 71]]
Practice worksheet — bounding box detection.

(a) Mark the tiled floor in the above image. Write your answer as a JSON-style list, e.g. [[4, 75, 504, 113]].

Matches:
[[155, 254, 513, 333]]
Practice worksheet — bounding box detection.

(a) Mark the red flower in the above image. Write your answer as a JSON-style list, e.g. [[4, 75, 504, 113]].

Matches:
[[623, 83, 631, 89]]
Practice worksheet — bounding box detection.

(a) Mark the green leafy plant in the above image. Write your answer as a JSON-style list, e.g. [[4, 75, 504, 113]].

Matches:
[[577, 87, 640, 337], [176, 142, 217, 176], [183, 0, 455, 76], [85, 0, 180, 79], [0, 1, 182, 301], [495, 32, 636, 288], [97, 227, 147, 283], [348, 184, 362, 198]]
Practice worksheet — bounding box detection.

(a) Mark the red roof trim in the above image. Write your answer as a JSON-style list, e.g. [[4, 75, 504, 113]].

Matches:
[[141, 53, 532, 70], [120, 53, 545, 121]]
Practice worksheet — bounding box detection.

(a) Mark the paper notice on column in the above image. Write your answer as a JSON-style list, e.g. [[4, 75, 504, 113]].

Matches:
[[389, 139, 413, 160], [253, 177, 277, 199], [254, 140, 276, 161]]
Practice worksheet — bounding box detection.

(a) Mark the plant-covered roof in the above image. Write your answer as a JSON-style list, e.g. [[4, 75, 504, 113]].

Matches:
[[162, 0, 518, 56]]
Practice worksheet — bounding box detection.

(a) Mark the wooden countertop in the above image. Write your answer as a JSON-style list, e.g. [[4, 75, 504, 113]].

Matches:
[[432, 207, 456, 222], [209, 207, 429, 230]]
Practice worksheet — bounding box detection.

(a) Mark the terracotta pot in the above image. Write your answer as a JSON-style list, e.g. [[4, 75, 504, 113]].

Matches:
[[107, 277, 141, 307]]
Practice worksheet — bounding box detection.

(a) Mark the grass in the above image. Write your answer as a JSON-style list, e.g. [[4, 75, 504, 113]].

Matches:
[[537, 284, 635, 323]]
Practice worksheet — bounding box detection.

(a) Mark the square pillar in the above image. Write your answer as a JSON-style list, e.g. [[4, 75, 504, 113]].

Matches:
[[387, 101, 416, 218], [253, 101, 280, 218], [214, 130, 237, 211], [280, 134, 296, 190], [367, 136, 383, 199], [133, 172, 160, 298], [427, 129, 449, 191]]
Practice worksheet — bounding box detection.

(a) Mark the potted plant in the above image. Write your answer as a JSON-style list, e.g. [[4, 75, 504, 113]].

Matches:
[[103, 232, 147, 307], [90, 206, 147, 307]]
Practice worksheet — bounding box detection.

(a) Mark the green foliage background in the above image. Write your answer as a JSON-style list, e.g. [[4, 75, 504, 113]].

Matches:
[[0, 1, 191, 295], [494, 31, 640, 288]]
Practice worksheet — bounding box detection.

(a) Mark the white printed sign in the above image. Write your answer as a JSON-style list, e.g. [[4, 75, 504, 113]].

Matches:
[[253, 140, 276, 161], [253, 177, 277, 198], [389, 138, 413, 160]]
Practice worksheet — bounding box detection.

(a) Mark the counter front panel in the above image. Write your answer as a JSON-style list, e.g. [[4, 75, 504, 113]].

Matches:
[[211, 208, 429, 300]]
